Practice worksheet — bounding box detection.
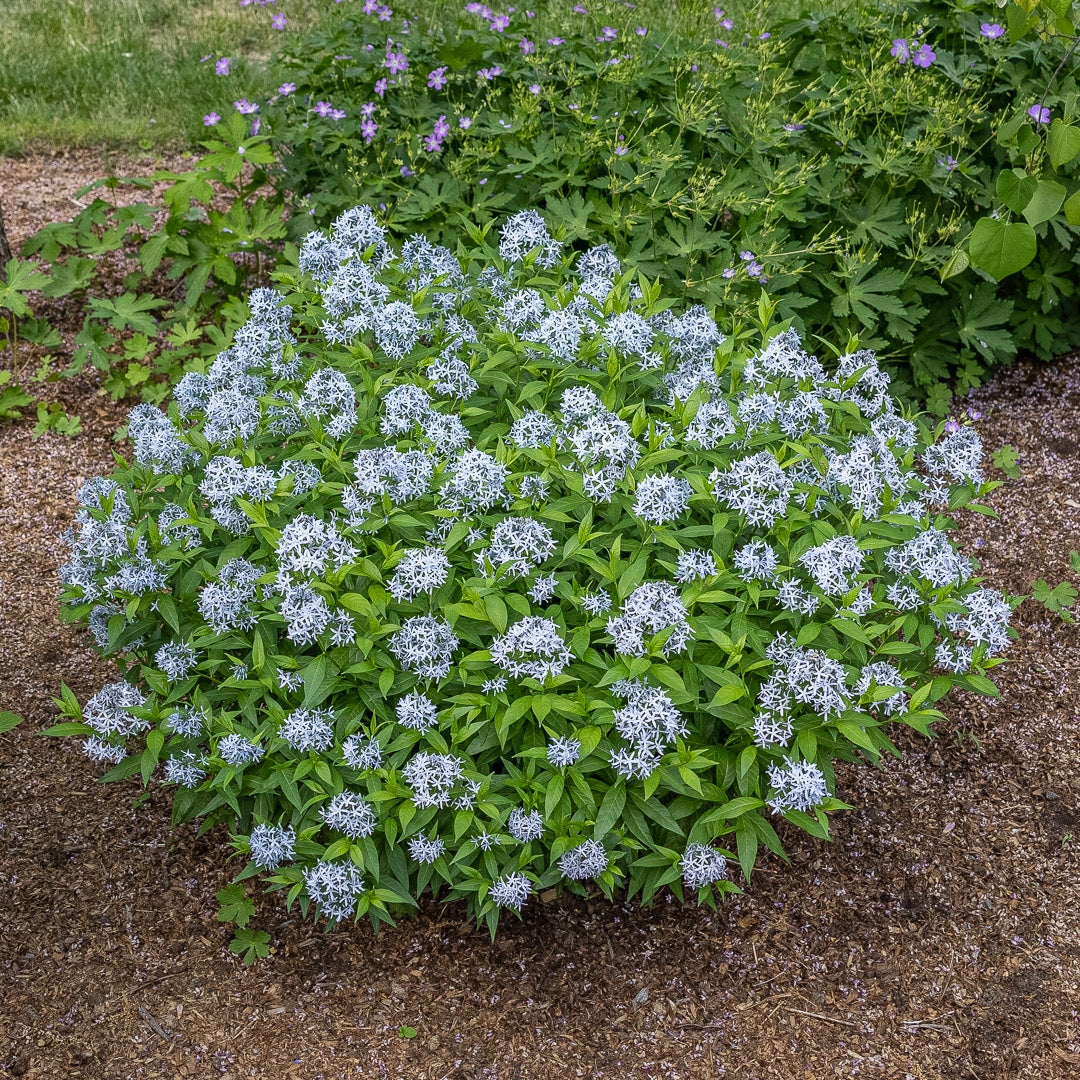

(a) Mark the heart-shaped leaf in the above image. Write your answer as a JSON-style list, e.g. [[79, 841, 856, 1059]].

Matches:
[[1022, 179, 1066, 226], [1048, 119, 1080, 168], [996, 170, 1037, 214], [968, 217, 1037, 281]]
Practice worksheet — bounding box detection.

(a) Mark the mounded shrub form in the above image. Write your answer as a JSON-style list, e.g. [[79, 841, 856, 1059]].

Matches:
[[58, 206, 1012, 933]]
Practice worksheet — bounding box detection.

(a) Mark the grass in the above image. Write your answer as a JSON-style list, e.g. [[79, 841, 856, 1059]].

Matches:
[[0, 0, 332, 153]]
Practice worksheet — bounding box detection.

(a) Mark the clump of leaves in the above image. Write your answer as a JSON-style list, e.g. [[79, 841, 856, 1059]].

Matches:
[[53, 207, 1014, 936]]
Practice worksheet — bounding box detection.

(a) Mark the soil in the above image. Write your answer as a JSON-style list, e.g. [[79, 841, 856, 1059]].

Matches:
[[2, 151, 1079, 1080]]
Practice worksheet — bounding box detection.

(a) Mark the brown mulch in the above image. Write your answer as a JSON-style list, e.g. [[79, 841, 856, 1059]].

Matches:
[[2, 153, 1080, 1080]]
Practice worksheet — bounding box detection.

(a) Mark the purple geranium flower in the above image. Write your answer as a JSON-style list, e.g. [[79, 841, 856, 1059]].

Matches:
[[278, 82, 296, 95], [234, 99, 259, 115], [521, 37, 535, 55], [980, 23, 1005, 39], [598, 27, 617, 42], [385, 50, 409, 75], [428, 66, 448, 89], [1029, 103, 1051, 124], [547, 37, 564, 46], [271, 12, 287, 29], [203, 112, 221, 126], [215, 57, 231, 76], [375, 77, 388, 97], [891, 38, 910, 63], [912, 43, 935, 67], [490, 14, 510, 31], [459, 116, 473, 129]]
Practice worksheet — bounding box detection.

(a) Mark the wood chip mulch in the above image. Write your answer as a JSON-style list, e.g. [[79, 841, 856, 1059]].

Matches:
[[1, 152, 1079, 1080]]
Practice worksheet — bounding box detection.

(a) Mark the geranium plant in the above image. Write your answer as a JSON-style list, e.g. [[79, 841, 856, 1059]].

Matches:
[[55, 206, 1012, 935]]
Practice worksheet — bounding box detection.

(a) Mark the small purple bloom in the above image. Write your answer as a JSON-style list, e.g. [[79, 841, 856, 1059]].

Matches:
[[361, 118, 378, 143], [428, 65, 448, 89], [598, 27, 617, 42], [980, 23, 1005, 39], [635, 26, 647, 36], [783, 123, 804, 132], [375, 77, 388, 97], [521, 37, 535, 55], [721, 267, 735, 279], [1029, 103, 1051, 124], [401, 165, 414, 176], [478, 65, 502, 81], [234, 99, 259, 115], [945, 418, 960, 434], [459, 116, 473, 129], [385, 50, 409, 75], [891, 38, 910, 63], [937, 155, 957, 171], [547, 36, 564, 46], [912, 43, 935, 67], [203, 112, 221, 126], [271, 12, 287, 29], [967, 407, 982, 421], [361, 101, 377, 118], [313, 101, 334, 117], [479, 177, 488, 185], [215, 57, 231, 76], [490, 13, 510, 31], [572, 3, 587, 12], [529, 83, 541, 94], [278, 82, 296, 95]]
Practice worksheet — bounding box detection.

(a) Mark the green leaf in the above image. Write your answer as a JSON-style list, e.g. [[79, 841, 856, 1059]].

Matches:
[[398, 1026, 418, 1039], [1022, 180, 1066, 226], [0, 711, 23, 734], [229, 927, 270, 964], [996, 170, 1037, 214], [216, 882, 255, 928], [593, 783, 626, 840], [968, 218, 1037, 281], [939, 247, 970, 282], [1064, 190, 1080, 226], [1032, 578, 1077, 613], [40, 721, 93, 736], [1048, 120, 1080, 168], [303, 655, 338, 708]]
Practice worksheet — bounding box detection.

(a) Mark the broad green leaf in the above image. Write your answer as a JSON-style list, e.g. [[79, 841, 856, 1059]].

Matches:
[[1022, 179, 1066, 226], [967, 218, 1037, 281], [1065, 190, 1080, 225], [0, 711, 23, 734], [1048, 120, 1080, 168], [996, 170, 1036, 214]]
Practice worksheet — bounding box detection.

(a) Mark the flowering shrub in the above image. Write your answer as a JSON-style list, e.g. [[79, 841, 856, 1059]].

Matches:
[[55, 207, 1013, 934]]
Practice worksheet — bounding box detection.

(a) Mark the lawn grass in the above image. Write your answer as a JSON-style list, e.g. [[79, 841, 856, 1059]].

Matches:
[[0, 0, 333, 153]]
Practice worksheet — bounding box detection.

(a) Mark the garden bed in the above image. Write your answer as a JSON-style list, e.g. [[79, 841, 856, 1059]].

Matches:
[[2, 154, 1079, 1080]]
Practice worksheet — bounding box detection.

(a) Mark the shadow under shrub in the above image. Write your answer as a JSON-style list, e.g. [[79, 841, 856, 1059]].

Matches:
[[53, 206, 1013, 935]]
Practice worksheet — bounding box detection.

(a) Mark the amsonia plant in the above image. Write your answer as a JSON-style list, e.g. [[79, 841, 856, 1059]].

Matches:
[[55, 207, 1012, 935]]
